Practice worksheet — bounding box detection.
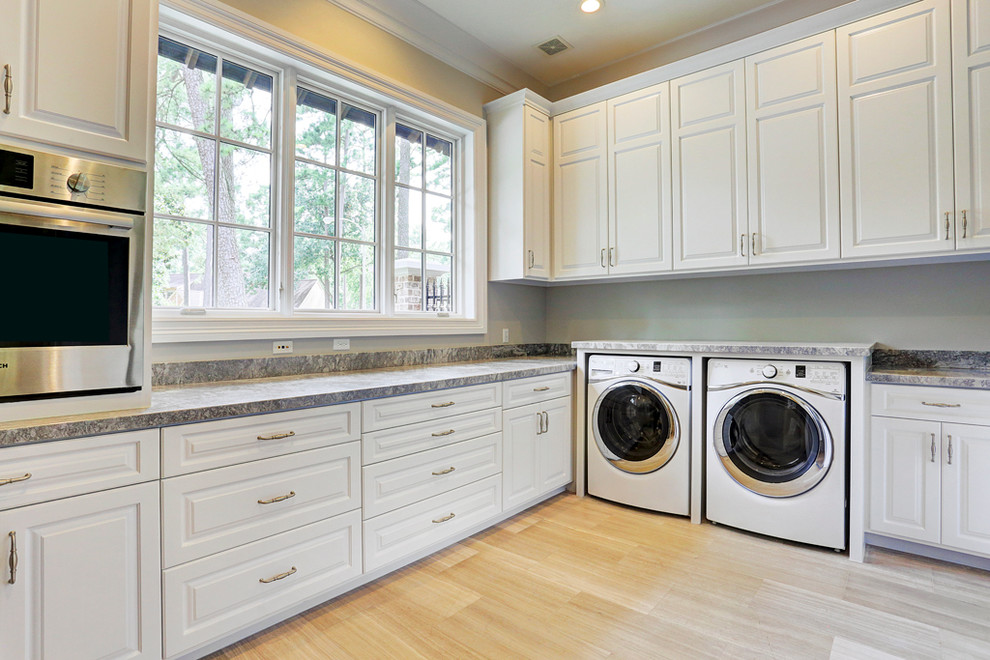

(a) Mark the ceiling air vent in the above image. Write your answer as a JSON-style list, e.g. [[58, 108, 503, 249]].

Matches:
[[537, 36, 572, 56]]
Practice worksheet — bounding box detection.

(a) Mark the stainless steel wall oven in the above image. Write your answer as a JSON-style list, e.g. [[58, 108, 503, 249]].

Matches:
[[0, 145, 146, 402]]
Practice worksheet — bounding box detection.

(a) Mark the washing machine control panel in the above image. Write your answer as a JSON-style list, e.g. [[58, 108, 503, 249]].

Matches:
[[708, 359, 846, 395], [588, 355, 691, 385]]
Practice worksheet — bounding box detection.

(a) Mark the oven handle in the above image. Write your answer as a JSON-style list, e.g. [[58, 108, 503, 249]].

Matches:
[[0, 196, 139, 230]]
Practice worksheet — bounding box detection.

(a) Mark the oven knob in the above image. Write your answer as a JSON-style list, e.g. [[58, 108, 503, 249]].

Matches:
[[762, 365, 778, 378], [66, 172, 91, 194], [626, 360, 640, 373]]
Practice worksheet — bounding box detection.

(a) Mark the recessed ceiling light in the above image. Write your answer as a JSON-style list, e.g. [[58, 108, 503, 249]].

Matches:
[[580, 0, 603, 14]]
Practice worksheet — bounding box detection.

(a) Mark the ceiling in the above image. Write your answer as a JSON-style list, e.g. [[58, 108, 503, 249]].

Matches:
[[409, 0, 786, 87]]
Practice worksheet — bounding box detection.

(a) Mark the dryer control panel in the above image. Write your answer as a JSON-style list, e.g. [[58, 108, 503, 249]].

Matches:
[[588, 355, 691, 386], [708, 359, 846, 396]]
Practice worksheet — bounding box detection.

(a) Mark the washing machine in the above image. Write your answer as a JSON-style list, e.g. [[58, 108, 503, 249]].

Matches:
[[587, 354, 691, 515], [706, 358, 847, 550]]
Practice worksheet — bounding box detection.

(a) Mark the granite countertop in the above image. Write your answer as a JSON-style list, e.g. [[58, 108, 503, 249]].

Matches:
[[0, 357, 576, 448], [571, 340, 876, 357], [867, 349, 990, 389], [867, 367, 990, 390]]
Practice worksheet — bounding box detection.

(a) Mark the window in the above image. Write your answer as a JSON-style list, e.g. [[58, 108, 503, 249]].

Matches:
[[153, 36, 276, 309], [393, 124, 454, 313], [151, 14, 485, 341]]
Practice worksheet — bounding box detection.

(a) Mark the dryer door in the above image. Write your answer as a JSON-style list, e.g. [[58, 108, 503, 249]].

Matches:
[[714, 388, 833, 498], [593, 380, 680, 474]]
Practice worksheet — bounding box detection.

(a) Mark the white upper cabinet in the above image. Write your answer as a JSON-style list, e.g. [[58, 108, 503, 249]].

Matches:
[[837, 0, 955, 258], [952, 0, 990, 251], [487, 91, 553, 280], [0, 0, 153, 163], [746, 33, 840, 265], [553, 101, 609, 279], [606, 83, 673, 275], [671, 61, 749, 270]]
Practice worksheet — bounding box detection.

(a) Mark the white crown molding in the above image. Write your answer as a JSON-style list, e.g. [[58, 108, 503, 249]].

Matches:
[[482, 88, 552, 116], [327, 0, 549, 96], [550, 0, 918, 115]]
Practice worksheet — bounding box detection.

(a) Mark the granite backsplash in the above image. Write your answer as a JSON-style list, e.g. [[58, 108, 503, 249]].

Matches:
[[152, 343, 574, 386]]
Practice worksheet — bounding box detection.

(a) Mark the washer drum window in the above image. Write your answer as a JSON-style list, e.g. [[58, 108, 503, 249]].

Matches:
[[593, 380, 680, 474], [713, 388, 833, 498]]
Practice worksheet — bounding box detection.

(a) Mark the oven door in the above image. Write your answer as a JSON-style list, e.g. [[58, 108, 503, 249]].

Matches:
[[0, 198, 145, 401]]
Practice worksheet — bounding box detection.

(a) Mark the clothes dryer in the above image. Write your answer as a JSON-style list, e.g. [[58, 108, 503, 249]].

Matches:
[[706, 359, 847, 550], [587, 354, 691, 514]]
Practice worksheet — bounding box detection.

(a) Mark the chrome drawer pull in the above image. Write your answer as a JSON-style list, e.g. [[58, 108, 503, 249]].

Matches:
[[431, 401, 455, 408], [258, 491, 296, 505], [431, 429, 456, 437], [7, 532, 16, 585], [0, 473, 31, 487], [432, 466, 456, 476], [259, 566, 297, 584], [257, 431, 296, 441], [930, 434, 936, 463], [533, 386, 551, 392], [432, 512, 455, 524], [921, 402, 961, 408], [947, 435, 953, 465]]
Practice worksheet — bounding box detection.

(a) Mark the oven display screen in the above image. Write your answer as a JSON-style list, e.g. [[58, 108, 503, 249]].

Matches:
[[0, 223, 129, 347], [0, 149, 34, 189]]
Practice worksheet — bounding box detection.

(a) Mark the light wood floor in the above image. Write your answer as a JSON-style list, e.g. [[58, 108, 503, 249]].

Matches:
[[205, 494, 990, 659]]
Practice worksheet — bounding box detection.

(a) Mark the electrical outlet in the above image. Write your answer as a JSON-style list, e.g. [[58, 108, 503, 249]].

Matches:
[[502, 328, 510, 343], [333, 338, 350, 350], [273, 341, 293, 355]]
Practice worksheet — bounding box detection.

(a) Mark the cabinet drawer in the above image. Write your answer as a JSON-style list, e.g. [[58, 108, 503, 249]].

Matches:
[[163, 511, 361, 658], [162, 403, 360, 476], [363, 474, 501, 571], [502, 372, 572, 409], [872, 384, 990, 425], [162, 443, 359, 567], [363, 433, 502, 519], [362, 383, 502, 431], [362, 407, 501, 465], [0, 429, 159, 511]]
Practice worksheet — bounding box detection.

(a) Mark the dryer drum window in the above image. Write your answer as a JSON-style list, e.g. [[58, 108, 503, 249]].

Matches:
[[714, 389, 833, 498], [594, 382, 679, 474]]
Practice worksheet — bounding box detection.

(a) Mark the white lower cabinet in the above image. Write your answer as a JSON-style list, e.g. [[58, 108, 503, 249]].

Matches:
[[870, 385, 990, 558], [502, 389, 573, 511], [363, 475, 502, 571], [0, 482, 161, 660], [163, 511, 362, 657]]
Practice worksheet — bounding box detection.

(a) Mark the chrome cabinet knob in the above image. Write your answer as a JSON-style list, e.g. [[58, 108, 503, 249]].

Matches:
[[762, 365, 778, 378], [66, 172, 90, 194]]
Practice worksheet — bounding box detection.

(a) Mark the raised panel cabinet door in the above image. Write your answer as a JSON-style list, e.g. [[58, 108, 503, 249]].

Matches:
[[553, 102, 609, 279], [607, 83, 673, 275], [940, 423, 990, 555], [868, 417, 941, 544], [538, 397, 573, 494], [952, 0, 990, 250], [0, 482, 161, 660], [524, 105, 552, 278], [746, 32, 840, 265], [0, 0, 153, 162], [837, 0, 955, 258], [671, 60, 749, 270], [502, 401, 542, 510]]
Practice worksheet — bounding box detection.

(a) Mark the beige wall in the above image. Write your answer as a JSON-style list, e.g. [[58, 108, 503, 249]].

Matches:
[[546, 261, 990, 351], [218, 0, 504, 115]]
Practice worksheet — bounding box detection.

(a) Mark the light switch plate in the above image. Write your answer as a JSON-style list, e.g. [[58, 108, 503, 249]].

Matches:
[[333, 338, 350, 350]]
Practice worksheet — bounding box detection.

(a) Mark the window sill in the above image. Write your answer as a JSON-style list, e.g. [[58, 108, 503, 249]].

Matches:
[[151, 313, 486, 343]]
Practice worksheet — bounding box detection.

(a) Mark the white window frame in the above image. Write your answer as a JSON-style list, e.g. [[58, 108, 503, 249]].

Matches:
[[152, 2, 486, 343]]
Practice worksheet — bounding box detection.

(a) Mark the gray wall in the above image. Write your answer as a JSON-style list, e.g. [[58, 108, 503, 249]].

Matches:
[[151, 282, 548, 362], [546, 261, 990, 350]]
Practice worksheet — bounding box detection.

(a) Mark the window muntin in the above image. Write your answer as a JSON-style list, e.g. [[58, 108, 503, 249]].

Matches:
[[153, 36, 275, 310], [292, 88, 377, 311], [393, 123, 454, 313]]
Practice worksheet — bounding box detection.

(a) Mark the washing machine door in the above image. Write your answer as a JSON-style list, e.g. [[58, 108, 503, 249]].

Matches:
[[713, 388, 833, 498], [593, 380, 680, 474]]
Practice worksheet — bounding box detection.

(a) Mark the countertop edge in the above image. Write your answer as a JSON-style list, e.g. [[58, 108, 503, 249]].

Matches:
[[570, 341, 875, 357]]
